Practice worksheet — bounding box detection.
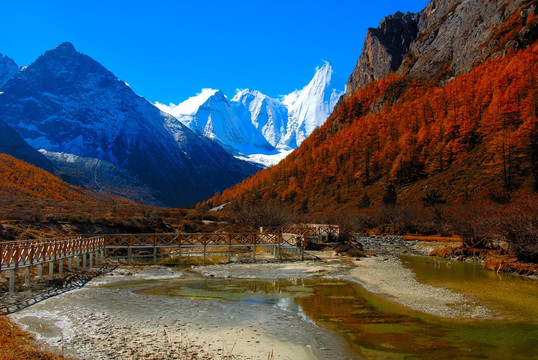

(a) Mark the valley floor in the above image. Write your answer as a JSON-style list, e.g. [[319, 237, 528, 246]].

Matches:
[[5, 241, 537, 359]]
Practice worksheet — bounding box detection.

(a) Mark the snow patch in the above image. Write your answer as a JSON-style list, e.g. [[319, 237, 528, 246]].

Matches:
[[235, 149, 293, 168], [155, 88, 218, 117]]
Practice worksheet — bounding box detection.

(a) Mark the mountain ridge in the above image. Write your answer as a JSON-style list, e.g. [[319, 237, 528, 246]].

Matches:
[[0, 42, 259, 207], [156, 62, 345, 166]]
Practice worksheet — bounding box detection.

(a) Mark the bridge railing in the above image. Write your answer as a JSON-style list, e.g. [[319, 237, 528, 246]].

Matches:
[[0, 236, 105, 272], [0, 230, 312, 293], [262, 224, 340, 238], [102, 232, 302, 248], [0, 226, 328, 272]]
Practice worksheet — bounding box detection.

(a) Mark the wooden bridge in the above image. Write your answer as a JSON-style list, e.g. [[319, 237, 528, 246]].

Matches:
[[104, 231, 306, 265], [0, 236, 106, 293], [1, 225, 339, 293]]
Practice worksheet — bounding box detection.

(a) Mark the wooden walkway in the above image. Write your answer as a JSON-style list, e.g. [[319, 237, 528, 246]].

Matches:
[[1, 225, 339, 293], [1, 236, 106, 293], [104, 231, 305, 265]]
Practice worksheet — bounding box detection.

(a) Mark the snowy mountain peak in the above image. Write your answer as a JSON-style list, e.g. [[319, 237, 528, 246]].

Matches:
[[231, 89, 263, 102], [202, 89, 228, 106], [315, 62, 337, 81], [156, 62, 345, 166], [281, 62, 345, 147]]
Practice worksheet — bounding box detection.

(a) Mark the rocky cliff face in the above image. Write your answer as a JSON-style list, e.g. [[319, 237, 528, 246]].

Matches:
[[347, 12, 419, 92], [346, 0, 536, 96]]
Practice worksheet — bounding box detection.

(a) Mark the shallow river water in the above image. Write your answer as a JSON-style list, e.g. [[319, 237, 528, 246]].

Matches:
[[11, 255, 538, 359]]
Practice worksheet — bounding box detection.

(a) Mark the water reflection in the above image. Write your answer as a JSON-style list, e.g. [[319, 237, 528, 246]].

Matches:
[[108, 264, 537, 360]]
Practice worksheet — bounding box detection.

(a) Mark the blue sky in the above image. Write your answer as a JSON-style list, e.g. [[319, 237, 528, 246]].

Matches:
[[0, 0, 429, 104]]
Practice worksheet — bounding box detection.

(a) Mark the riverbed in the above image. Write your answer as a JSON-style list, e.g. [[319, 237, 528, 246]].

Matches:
[[9, 251, 538, 359]]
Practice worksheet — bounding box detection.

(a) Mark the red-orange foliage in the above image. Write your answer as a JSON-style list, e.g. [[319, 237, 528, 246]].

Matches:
[[204, 43, 538, 212], [0, 316, 63, 360], [0, 154, 92, 202]]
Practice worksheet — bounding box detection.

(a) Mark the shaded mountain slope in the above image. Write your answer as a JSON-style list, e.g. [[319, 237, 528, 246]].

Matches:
[[0, 119, 54, 172], [0, 42, 259, 207], [0, 54, 20, 87]]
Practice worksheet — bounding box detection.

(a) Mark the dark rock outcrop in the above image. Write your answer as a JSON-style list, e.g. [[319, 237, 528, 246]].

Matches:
[[346, 0, 536, 96], [0, 54, 20, 88], [347, 11, 419, 92]]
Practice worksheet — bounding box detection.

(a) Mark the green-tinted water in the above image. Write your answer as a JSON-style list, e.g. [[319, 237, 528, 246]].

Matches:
[[106, 260, 538, 360], [401, 255, 538, 321]]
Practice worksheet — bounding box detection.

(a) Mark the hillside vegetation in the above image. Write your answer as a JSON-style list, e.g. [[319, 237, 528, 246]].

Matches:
[[205, 44, 538, 212], [0, 154, 177, 239], [0, 153, 93, 202]]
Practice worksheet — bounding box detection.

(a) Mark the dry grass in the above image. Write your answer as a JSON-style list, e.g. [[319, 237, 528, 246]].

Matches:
[[0, 316, 63, 360]]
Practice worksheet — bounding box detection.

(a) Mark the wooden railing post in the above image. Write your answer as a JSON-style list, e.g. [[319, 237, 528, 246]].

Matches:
[[82, 252, 87, 270], [153, 234, 157, 265], [278, 230, 282, 261], [251, 234, 256, 262], [24, 267, 30, 288], [9, 269, 15, 293], [300, 235, 305, 261], [177, 233, 182, 266], [203, 238, 207, 266], [227, 234, 232, 263], [128, 235, 133, 265]]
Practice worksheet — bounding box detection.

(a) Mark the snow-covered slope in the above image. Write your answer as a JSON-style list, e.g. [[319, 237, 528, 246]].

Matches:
[[0, 42, 259, 207], [158, 62, 345, 166], [158, 89, 275, 156], [0, 54, 20, 88], [282, 62, 346, 148], [231, 89, 289, 149]]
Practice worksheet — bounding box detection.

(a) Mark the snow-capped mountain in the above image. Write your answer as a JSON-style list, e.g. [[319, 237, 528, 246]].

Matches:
[[158, 90, 274, 156], [0, 54, 20, 88], [0, 42, 259, 207], [231, 89, 289, 149], [157, 62, 345, 166], [282, 62, 346, 148]]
